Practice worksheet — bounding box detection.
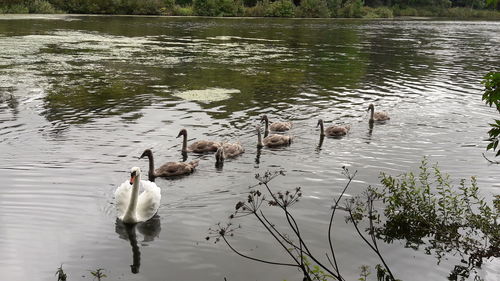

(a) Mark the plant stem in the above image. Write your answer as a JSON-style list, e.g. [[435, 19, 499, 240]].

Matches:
[[348, 210, 396, 281], [222, 236, 298, 267]]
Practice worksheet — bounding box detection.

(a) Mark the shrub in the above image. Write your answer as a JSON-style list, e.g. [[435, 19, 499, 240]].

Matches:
[[193, 0, 243, 16], [130, 0, 166, 15], [362, 6, 378, 17], [392, 6, 418, 16], [326, 0, 342, 17], [28, 0, 58, 13], [349, 159, 500, 280], [374, 6, 393, 17], [172, 5, 194, 15], [3, 4, 29, 13], [296, 0, 330, 18], [482, 72, 500, 158], [243, 0, 269, 16], [362, 6, 393, 18], [164, 0, 176, 10], [264, 0, 295, 17], [193, 0, 218, 15], [339, 0, 363, 17], [443, 7, 500, 19], [218, 0, 244, 16]]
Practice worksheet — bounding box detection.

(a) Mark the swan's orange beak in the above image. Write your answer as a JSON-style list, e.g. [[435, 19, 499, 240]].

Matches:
[[129, 175, 136, 185]]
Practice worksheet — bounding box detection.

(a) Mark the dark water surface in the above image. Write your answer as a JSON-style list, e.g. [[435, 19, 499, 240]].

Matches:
[[0, 15, 499, 281]]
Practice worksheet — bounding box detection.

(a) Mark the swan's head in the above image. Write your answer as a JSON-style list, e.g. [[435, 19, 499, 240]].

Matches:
[[130, 167, 141, 185], [260, 115, 268, 123], [139, 149, 152, 159], [215, 146, 225, 163], [255, 124, 261, 133], [177, 128, 187, 138], [367, 104, 374, 112], [316, 119, 323, 128]]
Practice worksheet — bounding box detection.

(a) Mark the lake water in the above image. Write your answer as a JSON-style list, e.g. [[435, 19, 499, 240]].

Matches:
[[0, 15, 499, 281]]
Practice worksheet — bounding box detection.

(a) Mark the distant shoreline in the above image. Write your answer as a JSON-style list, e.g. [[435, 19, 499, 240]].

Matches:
[[1, 13, 499, 21]]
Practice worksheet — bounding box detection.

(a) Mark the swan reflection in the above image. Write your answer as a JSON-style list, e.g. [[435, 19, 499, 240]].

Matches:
[[255, 146, 262, 166], [365, 122, 374, 144], [115, 216, 161, 274], [316, 135, 325, 152]]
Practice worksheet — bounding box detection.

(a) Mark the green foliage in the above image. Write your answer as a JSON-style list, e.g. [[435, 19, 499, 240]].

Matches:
[[57, 0, 175, 14], [362, 6, 393, 17], [348, 158, 500, 280], [358, 265, 371, 281], [486, 0, 499, 8], [127, 0, 168, 15], [243, 0, 268, 16], [392, 6, 419, 16], [55, 265, 67, 281], [164, 0, 177, 11], [302, 256, 335, 281], [339, 0, 363, 17], [193, 0, 243, 16], [265, 0, 295, 17], [90, 268, 107, 281], [295, 0, 330, 17], [1, 0, 499, 16], [193, 0, 214, 15], [482, 72, 500, 110], [441, 6, 500, 18], [326, 0, 342, 17], [28, 0, 59, 13], [175, 0, 193, 6], [172, 4, 194, 15], [0, 3, 29, 13], [482, 72, 500, 157]]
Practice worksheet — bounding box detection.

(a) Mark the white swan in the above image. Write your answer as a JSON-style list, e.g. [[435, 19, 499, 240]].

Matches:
[[115, 167, 161, 224]]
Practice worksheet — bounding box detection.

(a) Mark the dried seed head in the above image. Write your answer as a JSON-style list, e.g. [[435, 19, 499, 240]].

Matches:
[[235, 201, 244, 210]]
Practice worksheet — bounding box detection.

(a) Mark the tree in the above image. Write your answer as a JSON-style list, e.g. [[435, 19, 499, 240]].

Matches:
[[482, 72, 500, 159]]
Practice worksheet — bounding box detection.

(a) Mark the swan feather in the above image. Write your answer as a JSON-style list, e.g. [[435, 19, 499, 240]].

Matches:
[[115, 178, 161, 223]]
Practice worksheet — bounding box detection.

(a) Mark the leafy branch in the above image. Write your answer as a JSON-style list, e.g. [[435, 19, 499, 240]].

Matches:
[[482, 71, 500, 158], [349, 158, 500, 281]]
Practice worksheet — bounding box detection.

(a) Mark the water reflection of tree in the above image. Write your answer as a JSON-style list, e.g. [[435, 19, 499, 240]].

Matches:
[[38, 19, 439, 130], [115, 216, 161, 274], [42, 78, 152, 126]]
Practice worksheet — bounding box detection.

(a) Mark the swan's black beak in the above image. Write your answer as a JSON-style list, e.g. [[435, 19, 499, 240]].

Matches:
[[176, 132, 182, 138], [139, 151, 146, 159], [130, 171, 137, 185]]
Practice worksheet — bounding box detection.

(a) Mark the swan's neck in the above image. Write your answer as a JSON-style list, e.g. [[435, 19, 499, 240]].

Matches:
[[257, 129, 263, 148], [182, 133, 188, 153], [123, 174, 140, 223], [264, 119, 269, 137], [146, 153, 155, 181], [319, 121, 325, 136], [369, 107, 374, 122]]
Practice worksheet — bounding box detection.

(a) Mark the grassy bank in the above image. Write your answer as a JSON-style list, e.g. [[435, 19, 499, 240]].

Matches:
[[0, 0, 499, 19]]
